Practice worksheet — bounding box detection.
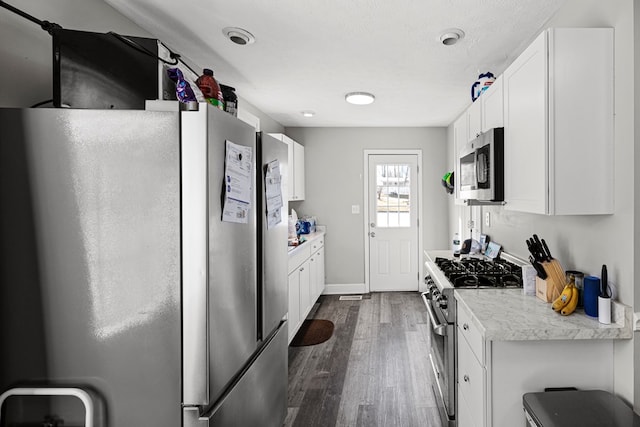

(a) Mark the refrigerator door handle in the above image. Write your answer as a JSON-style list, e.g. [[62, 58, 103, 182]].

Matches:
[[0, 387, 96, 426], [181, 107, 210, 406], [183, 406, 209, 427]]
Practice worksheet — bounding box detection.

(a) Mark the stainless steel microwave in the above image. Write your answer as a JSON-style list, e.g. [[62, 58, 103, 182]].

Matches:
[[458, 128, 504, 201]]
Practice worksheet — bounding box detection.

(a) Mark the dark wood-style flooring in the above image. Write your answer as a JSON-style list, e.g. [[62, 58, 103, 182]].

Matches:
[[285, 292, 441, 427]]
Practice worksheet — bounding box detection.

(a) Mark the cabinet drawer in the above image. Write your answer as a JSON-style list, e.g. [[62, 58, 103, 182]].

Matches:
[[457, 329, 486, 427], [310, 237, 324, 251], [457, 301, 484, 364], [288, 245, 311, 274]]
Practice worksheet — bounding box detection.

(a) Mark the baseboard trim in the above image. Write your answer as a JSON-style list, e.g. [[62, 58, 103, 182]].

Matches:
[[322, 283, 367, 295]]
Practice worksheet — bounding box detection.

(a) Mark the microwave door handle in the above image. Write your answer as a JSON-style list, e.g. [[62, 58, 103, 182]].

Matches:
[[476, 152, 488, 184], [474, 151, 480, 188]]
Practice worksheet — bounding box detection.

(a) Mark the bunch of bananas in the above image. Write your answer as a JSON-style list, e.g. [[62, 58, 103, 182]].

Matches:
[[551, 279, 578, 315]]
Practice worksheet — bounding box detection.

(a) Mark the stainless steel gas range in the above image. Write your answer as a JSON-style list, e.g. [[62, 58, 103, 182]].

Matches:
[[422, 252, 524, 427]]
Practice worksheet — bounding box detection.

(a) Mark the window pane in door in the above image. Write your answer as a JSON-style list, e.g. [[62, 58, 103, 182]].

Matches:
[[375, 163, 410, 228]]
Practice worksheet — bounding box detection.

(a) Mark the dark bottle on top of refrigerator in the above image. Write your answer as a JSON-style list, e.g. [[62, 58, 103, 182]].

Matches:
[[196, 68, 225, 110], [220, 84, 238, 117]]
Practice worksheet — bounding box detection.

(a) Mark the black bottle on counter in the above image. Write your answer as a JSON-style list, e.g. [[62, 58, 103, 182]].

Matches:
[[220, 84, 238, 117]]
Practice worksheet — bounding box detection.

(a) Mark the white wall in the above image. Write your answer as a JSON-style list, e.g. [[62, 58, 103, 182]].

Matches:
[[284, 127, 449, 287], [448, 0, 638, 406]]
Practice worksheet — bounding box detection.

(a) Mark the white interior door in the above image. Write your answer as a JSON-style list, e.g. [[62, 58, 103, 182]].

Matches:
[[367, 154, 419, 291]]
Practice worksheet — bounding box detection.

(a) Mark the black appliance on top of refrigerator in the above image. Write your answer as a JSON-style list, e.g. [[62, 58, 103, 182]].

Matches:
[[0, 103, 289, 426]]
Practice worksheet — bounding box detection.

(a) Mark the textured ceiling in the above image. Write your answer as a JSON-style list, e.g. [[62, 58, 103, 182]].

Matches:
[[105, 0, 566, 127]]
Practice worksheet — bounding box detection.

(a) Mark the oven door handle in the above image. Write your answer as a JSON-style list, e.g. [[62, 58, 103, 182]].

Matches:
[[421, 292, 448, 337]]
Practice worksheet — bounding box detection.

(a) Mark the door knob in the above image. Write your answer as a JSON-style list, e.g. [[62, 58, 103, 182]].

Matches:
[[369, 232, 376, 238], [370, 223, 376, 228]]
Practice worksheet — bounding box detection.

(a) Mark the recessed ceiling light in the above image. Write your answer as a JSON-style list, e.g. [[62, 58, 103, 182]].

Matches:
[[439, 28, 465, 46], [345, 92, 375, 105], [222, 27, 255, 45], [301, 110, 315, 118]]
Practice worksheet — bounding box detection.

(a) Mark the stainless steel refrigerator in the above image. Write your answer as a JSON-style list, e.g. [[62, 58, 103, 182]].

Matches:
[[0, 103, 289, 426]]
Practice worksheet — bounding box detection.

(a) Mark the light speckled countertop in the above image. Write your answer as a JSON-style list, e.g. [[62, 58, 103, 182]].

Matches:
[[455, 289, 632, 341], [424, 249, 633, 341]]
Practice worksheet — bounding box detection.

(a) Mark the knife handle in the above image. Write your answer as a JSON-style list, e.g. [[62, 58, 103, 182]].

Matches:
[[601, 264, 609, 297], [541, 239, 553, 260]]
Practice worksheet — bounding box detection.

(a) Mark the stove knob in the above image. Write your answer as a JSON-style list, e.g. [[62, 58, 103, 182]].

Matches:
[[437, 296, 448, 309]]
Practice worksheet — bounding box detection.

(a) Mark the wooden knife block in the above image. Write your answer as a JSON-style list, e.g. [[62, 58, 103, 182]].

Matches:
[[535, 259, 566, 303], [535, 277, 551, 302]]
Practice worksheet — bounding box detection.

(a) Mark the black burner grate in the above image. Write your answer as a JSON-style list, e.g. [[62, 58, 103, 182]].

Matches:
[[435, 257, 522, 289]]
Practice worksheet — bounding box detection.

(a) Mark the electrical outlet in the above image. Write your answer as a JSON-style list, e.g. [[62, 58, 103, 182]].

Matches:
[[484, 212, 491, 227], [352, 205, 360, 214]]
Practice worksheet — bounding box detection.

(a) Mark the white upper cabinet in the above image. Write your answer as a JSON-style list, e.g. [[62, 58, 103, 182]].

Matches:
[[453, 113, 468, 204], [503, 28, 613, 215], [292, 141, 305, 201], [503, 32, 548, 214], [467, 99, 483, 142], [481, 75, 503, 131], [269, 133, 306, 201]]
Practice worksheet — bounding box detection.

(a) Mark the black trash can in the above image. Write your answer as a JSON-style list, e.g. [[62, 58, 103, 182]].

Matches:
[[523, 390, 640, 427]]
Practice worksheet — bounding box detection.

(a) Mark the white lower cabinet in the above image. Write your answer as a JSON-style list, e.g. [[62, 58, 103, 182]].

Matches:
[[457, 385, 477, 427], [308, 240, 325, 302], [288, 259, 310, 343], [457, 335, 485, 427], [287, 265, 301, 342], [287, 234, 325, 343], [455, 300, 615, 426], [297, 260, 311, 324], [457, 306, 486, 427]]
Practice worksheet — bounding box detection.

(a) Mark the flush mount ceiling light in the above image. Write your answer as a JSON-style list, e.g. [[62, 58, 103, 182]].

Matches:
[[301, 110, 315, 118], [222, 27, 255, 45], [439, 28, 465, 46], [345, 92, 375, 105]]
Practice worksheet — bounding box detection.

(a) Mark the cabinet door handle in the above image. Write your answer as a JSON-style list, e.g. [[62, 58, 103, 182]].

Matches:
[[463, 374, 470, 383], [299, 267, 304, 272], [463, 323, 469, 330]]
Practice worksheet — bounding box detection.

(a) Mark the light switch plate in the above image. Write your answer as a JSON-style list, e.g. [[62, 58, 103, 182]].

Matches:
[[352, 205, 360, 214], [484, 212, 491, 227]]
